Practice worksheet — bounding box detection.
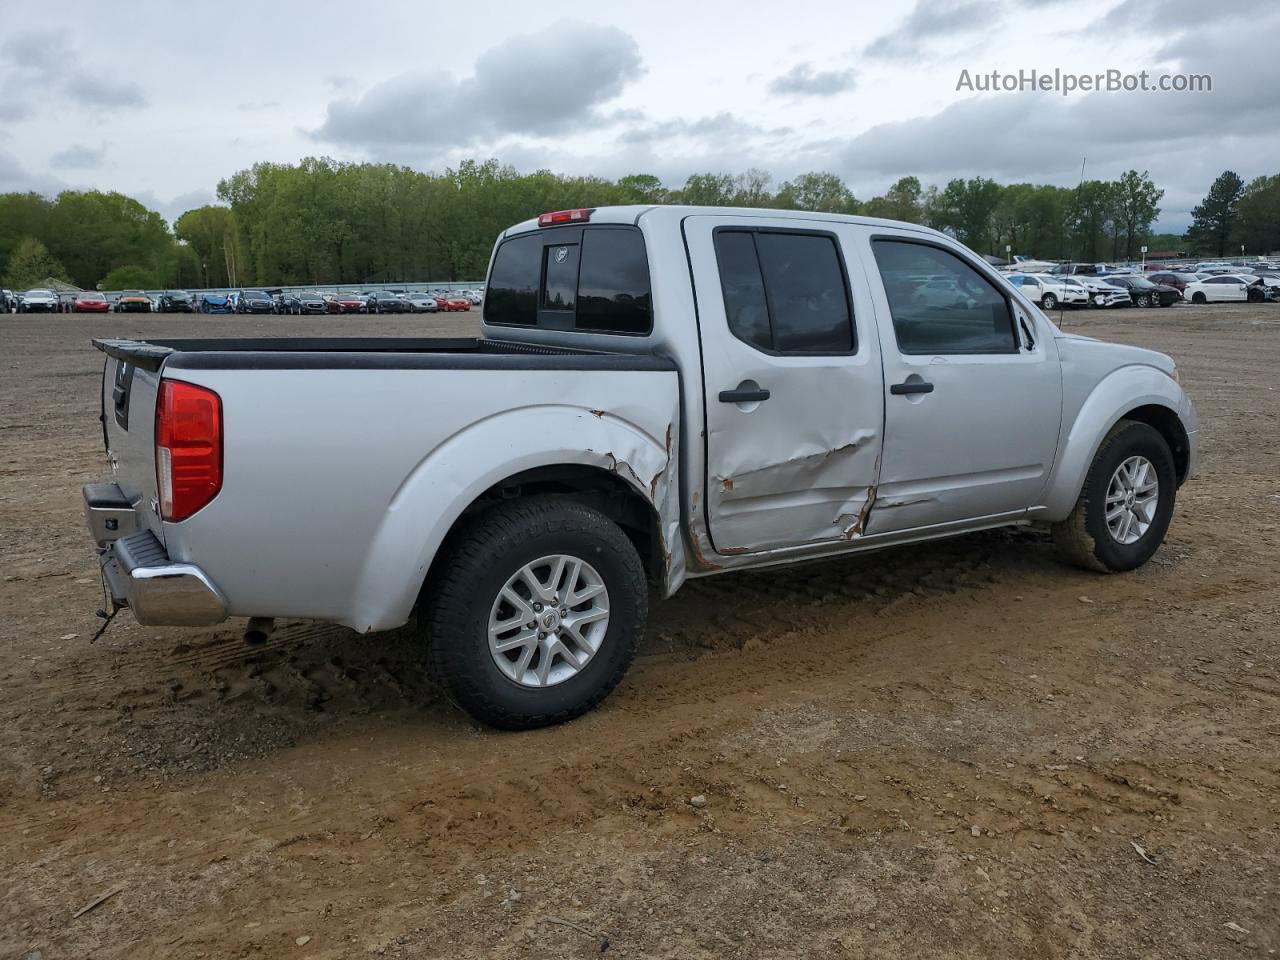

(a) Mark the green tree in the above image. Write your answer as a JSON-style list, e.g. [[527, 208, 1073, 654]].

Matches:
[[775, 172, 857, 213], [1186, 171, 1245, 256], [679, 173, 737, 206], [2, 236, 70, 288], [931, 177, 1003, 252], [1234, 174, 1280, 256], [1112, 170, 1162, 261], [175, 205, 242, 287], [100, 265, 159, 290], [862, 176, 924, 223], [1067, 180, 1117, 262], [616, 174, 668, 203], [0, 193, 54, 280]]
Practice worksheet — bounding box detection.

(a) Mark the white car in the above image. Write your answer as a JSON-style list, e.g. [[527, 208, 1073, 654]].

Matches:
[[17, 288, 61, 313], [1008, 273, 1089, 309], [1183, 274, 1262, 304], [1062, 277, 1130, 308]]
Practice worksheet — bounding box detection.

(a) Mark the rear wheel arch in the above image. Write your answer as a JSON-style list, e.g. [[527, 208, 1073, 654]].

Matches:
[[420, 464, 665, 612]]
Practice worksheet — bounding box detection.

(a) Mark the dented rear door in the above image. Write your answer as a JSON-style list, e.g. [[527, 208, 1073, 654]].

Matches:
[[683, 214, 885, 555]]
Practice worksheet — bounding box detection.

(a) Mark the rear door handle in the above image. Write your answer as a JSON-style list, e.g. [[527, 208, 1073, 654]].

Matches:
[[890, 381, 934, 396], [719, 387, 771, 403]]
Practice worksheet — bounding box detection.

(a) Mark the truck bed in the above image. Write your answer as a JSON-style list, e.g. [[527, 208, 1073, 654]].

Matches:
[[90, 333, 682, 632], [92, 336, 676, 372]]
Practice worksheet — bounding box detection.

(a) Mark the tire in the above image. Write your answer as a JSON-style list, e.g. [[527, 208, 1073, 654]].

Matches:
[[1041, 293, 1057, 310], [1052, 419, 1177, 573], [426, 496, 647, 729], [1192, 292, 1207, 304], [1136, 293, 1152, 307]]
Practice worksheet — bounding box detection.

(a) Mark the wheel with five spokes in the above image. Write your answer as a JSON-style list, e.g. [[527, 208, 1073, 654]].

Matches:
[[426, 497, 646, 729], [1052, 419, 1177, 572]]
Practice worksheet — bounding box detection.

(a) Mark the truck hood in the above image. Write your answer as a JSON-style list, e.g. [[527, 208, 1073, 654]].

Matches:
[[1055, 331, 1176, 375]]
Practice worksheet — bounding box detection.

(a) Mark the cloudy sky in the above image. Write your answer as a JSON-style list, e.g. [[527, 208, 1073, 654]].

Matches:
[[2, 0, 1278, 230]]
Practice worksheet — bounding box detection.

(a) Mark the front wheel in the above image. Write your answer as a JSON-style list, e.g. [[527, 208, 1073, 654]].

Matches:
[[1136, 293, 1152, 307], [1041, 293, 1058, 310], [426, 497, 646, 729], [1192, 292, 1207, 304], [1052, 419, 1176, 573]]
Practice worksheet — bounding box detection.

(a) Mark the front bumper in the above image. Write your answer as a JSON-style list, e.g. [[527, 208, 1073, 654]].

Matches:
[[84, 483, 228, 626]]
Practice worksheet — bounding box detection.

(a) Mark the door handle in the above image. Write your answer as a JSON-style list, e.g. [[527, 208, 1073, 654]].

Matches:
[[719, 387, 771, 403], [890, 380, 934, 396]]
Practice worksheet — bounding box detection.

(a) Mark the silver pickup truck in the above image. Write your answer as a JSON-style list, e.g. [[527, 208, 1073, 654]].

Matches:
[[84, 205, 1198, 728]]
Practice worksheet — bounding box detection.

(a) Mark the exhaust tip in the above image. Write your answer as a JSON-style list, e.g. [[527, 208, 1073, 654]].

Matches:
[[244, 617, 275, 646]]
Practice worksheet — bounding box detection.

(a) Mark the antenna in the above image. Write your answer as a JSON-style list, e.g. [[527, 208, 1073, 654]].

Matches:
[[1061, 156, 1087, 326]]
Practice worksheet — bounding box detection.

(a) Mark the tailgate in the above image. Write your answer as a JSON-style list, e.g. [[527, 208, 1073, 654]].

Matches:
[[100, 353, 166, 540]]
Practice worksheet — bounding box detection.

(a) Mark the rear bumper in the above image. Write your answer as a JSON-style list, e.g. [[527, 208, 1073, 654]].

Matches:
[[84, 483, 228, 626]]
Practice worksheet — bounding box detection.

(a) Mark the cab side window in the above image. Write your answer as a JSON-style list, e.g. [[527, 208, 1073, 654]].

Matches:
[[872, 239, 1017, 355], [713, 229, 855, 354]]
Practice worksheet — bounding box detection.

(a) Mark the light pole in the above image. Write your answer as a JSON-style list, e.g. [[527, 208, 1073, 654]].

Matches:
[[1141, 244, 1147, 270]]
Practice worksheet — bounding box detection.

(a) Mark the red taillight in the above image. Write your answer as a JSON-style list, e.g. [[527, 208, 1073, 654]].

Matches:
[[155, 380, 222, 522], [537, 208, 593, 227]]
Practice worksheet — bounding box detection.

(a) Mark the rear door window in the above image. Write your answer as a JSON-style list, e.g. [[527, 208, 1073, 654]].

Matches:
[[485, 226, 652, 334], [712, 229, 855, 354]]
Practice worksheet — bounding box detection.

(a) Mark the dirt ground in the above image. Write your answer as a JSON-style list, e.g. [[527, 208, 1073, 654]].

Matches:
[[1, 302, 1277, 960]]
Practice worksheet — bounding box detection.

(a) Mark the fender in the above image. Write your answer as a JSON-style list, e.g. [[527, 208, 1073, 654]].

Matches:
[[346, 404, 682, 633], [1041, 363, 1195, 520]]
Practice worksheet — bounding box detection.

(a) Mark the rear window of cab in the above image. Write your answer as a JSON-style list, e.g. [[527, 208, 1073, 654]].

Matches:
[[484, 225, 653, 335]]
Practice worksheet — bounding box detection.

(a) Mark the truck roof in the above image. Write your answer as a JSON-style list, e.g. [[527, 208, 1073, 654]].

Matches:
[[501, 204, 950, 241]]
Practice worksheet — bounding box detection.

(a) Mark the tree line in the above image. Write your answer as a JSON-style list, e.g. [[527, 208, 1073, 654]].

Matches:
[[3, 159, 1279, 291]]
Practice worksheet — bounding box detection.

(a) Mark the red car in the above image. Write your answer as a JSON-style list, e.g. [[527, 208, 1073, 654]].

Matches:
[[72, 292, 110, 313], [442, 297, 471, 312], [328, 293, 367, 314]]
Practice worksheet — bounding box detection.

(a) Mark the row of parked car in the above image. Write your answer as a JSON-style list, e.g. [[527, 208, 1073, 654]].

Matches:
[[996, 258, 1280, 310], [1, 286, 484, 314]]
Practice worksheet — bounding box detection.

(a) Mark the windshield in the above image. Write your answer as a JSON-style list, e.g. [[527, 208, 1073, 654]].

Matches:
[[27, 289, 54, 296], [244, 290, 269, 297]]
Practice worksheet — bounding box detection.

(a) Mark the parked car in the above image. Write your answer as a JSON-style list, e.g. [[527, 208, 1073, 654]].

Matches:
[[197, 293, 231, 314], [82, 204, 1197, 729], [1145, 272, 1201, 294], [17, 288, 61, 313], [1104, 275, 1180, 307], [366, 291, 409, 314], [72, 292, 111, 313], [1062, 277, 1130, 308], [156, 291, 194, 313], [1, 288, 13, 312], [1183, 274, 1267, 303], [1007, 274, 1088, 309], [327, 292, 368, 314], [283, 291, 330, 315], [402, 292, 440, 313], [113, 291, 153, 313], [231, 289, 275, 314], [442, 295, 472, 312]]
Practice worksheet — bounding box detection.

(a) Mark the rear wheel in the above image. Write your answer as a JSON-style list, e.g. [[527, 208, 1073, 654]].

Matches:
[[426, 497, 646, 729], [1052, 419, 1176, 573]]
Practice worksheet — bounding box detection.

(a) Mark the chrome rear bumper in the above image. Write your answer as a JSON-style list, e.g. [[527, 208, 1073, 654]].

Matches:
[[84, 483, 228, 626]]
